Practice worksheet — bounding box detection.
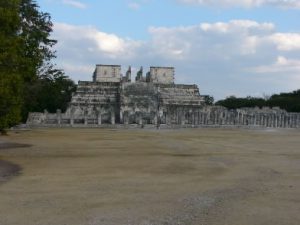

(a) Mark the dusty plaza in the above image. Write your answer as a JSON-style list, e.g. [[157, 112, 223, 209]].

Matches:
[[0, 128, 300, 225]]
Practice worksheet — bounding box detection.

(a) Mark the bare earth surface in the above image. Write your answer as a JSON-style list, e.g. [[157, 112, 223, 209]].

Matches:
[[0, 128, 299, 225]]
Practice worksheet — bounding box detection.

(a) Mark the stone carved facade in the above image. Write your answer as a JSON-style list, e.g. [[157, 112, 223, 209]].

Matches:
[[27, 64, 300, 128]]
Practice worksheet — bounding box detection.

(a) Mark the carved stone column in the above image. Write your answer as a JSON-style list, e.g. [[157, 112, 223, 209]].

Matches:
[[57, 109, 61, 125], [97, 112, 102, 125], [124, 111, 129, 125], [181, 109, 185, 125], [44, 109, 48, 125], [153, 114, 158, 125], [119, 110, 123, 124], [111, 108, 115, 125], [70, 111, 74, 126]]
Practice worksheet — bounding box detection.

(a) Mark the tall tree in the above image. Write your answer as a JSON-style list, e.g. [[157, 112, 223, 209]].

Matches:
[[1, 0, 73, 132], [0, 0, 23, 133]]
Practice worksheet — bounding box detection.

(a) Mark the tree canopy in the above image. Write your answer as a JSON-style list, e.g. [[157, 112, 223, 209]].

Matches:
[[215, 90, 300, 112], [0, 0, 23, 132]]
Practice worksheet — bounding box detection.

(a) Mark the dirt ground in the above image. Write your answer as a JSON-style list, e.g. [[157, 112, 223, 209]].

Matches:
[[0, 128, 299, 225]]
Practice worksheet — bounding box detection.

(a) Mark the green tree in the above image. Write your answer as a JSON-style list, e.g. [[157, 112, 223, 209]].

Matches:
[[19, 0, 57, 82], [1, 0, 72, 132], [203, 95, 214, 105], [22, 70, 76, 120], [215, 90, 300, 112], [0, 0, 23, 133], [267, 90, 300, 112], [215, 96, 266, 109]]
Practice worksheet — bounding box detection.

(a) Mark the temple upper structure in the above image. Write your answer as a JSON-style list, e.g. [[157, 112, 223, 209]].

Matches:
[[149, 66, 174, 84], [93, 64, 122, 82]]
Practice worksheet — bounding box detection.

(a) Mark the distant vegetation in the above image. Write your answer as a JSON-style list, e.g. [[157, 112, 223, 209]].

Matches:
[[215, 90, 300, 112], [0, 0, 75, 133]]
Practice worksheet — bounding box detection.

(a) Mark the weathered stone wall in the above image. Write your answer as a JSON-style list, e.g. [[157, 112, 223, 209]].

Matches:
[[62, 81, 120, 125], [121, 83, 158, 125]]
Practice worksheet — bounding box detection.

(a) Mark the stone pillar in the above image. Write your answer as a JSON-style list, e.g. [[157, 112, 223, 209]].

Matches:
[[84, 115, 88, 125], [241, 113, 244, 125], [153, 114, 158, 125], [197, 111, 200, 125], [44, 109, 48, 124], [166, 110, 171, 125], [192, 110, 195, 125], [227, 112, 230, 125], [120, 110, 123, 124], [138, 113, 143, 125], [111, 109, 115, 125], [293, 114, 296, 128], [124, 111, 129, 125], [206, 112, 209, 125], [257, 114, 261, 126], [56, 109, 61, 125], [97, 113, 102, 125], [263, 115, 267, 127], [213, 111, 217, 125], [181, 109, 185, 125], [173, 109, 177, 125], [280, 114, 284, 127], [70, 111, 74, 126], [203, 112, 206, 124]]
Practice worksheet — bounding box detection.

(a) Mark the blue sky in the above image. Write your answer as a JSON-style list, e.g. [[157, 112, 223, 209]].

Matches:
[[38, 0, 300, 99]]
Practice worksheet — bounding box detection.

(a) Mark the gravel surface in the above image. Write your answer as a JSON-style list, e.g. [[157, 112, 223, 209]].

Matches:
[[0, 128, 299, 225]]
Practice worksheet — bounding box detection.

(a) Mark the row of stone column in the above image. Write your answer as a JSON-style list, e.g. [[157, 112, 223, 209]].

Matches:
[[49, 108, 300, 128], [164, 108, 300, 128], [53, 109, 116, 125]]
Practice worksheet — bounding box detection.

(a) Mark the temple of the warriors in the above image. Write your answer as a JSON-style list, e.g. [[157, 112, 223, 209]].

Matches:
[[27, 64, 300, 128]]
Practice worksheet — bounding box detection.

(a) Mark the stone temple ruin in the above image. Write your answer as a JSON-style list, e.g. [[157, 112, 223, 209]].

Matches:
[[27, 64, 300, 128]]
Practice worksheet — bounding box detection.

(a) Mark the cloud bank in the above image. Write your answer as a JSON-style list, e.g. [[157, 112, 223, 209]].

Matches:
[[52, 20, 300, 99]]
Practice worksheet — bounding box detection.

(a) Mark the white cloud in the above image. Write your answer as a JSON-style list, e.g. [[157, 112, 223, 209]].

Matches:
[[52, 20, 300, 99], [254, 56, 300, 73], [269, 33, 300, 51], [62, 0, 87, 9], [54, 23, 141, 57], [177, 0, 300, 9]]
